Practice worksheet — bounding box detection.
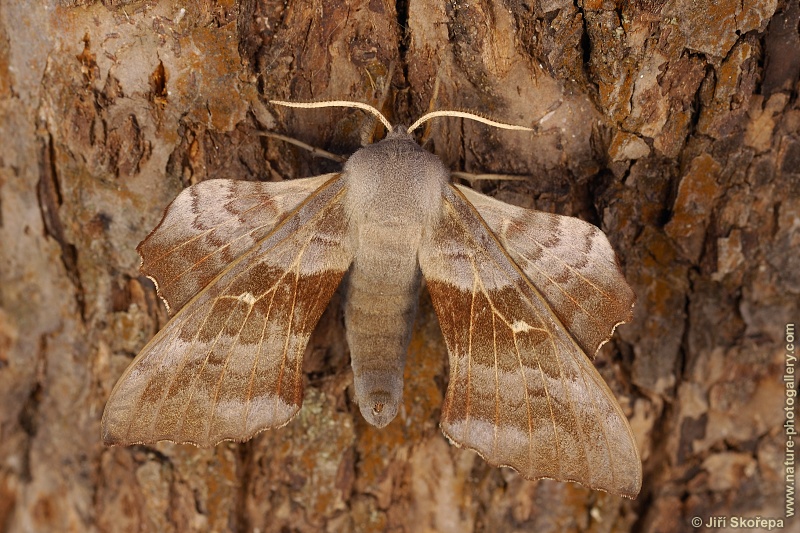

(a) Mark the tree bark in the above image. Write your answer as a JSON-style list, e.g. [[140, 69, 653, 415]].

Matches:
[[0, 0, 797, 532]]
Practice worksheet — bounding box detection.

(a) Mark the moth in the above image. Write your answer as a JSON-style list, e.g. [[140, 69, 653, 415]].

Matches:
[[102, 100, 642, 498]]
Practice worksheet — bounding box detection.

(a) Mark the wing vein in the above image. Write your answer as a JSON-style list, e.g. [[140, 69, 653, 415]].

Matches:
[[513, 245, 622, 333], [142, 302, 214, 439], [577, 352, 620, 489], [274, 255, 303, 419], [207, 299, 258, 441], [146, 190, 273, 265], [172, 296, 240, 439], [493, 309, 500, 457], [158, 211, 298, 290], [465, 260, 479, 439], [242, 293, 273, 436], [511, 331, 535, 472]]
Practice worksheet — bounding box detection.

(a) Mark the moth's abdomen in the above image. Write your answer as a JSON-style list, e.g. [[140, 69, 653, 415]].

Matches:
[[344, 238, 421, 428]]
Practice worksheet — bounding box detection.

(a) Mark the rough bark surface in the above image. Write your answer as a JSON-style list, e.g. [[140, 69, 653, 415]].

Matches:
[[0, 1, 798, 532]]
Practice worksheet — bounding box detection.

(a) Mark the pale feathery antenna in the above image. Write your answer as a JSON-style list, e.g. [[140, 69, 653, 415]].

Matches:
[[267, 99, 548, 181], [270, 99, 543, 136], [407, 110, 534, 134], [270, 100, 393, 133]]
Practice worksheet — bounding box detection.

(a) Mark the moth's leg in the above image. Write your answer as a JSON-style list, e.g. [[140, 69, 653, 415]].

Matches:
[[256, 131, 345, 162], [450, 172, 532, 185]]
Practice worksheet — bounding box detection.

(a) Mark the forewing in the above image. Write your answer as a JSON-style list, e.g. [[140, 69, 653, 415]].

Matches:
[[102, 175, 352, 446], [419, 185, 641, 498], [140, 174, 336, 313], [456, 185, 634, 356]]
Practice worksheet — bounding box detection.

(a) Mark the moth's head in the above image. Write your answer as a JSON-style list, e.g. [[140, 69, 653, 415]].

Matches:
[[374, 125, 419, 144], [341, 127, 450, 208], [344, 126, 430, 164]]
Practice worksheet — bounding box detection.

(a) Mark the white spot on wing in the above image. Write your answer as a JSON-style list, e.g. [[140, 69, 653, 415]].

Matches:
[[511, 320, 533, 333], [237, 292, 257, 306]]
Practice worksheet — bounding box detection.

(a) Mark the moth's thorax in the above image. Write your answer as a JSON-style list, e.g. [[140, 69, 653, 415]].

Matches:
[[342, 131, 448, 226]]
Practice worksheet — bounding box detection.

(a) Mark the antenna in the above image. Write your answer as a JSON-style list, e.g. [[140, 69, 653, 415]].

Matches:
[[407, 110, 533, 134], [270, 100, 540, 136], [270, 100, 393, 133]]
